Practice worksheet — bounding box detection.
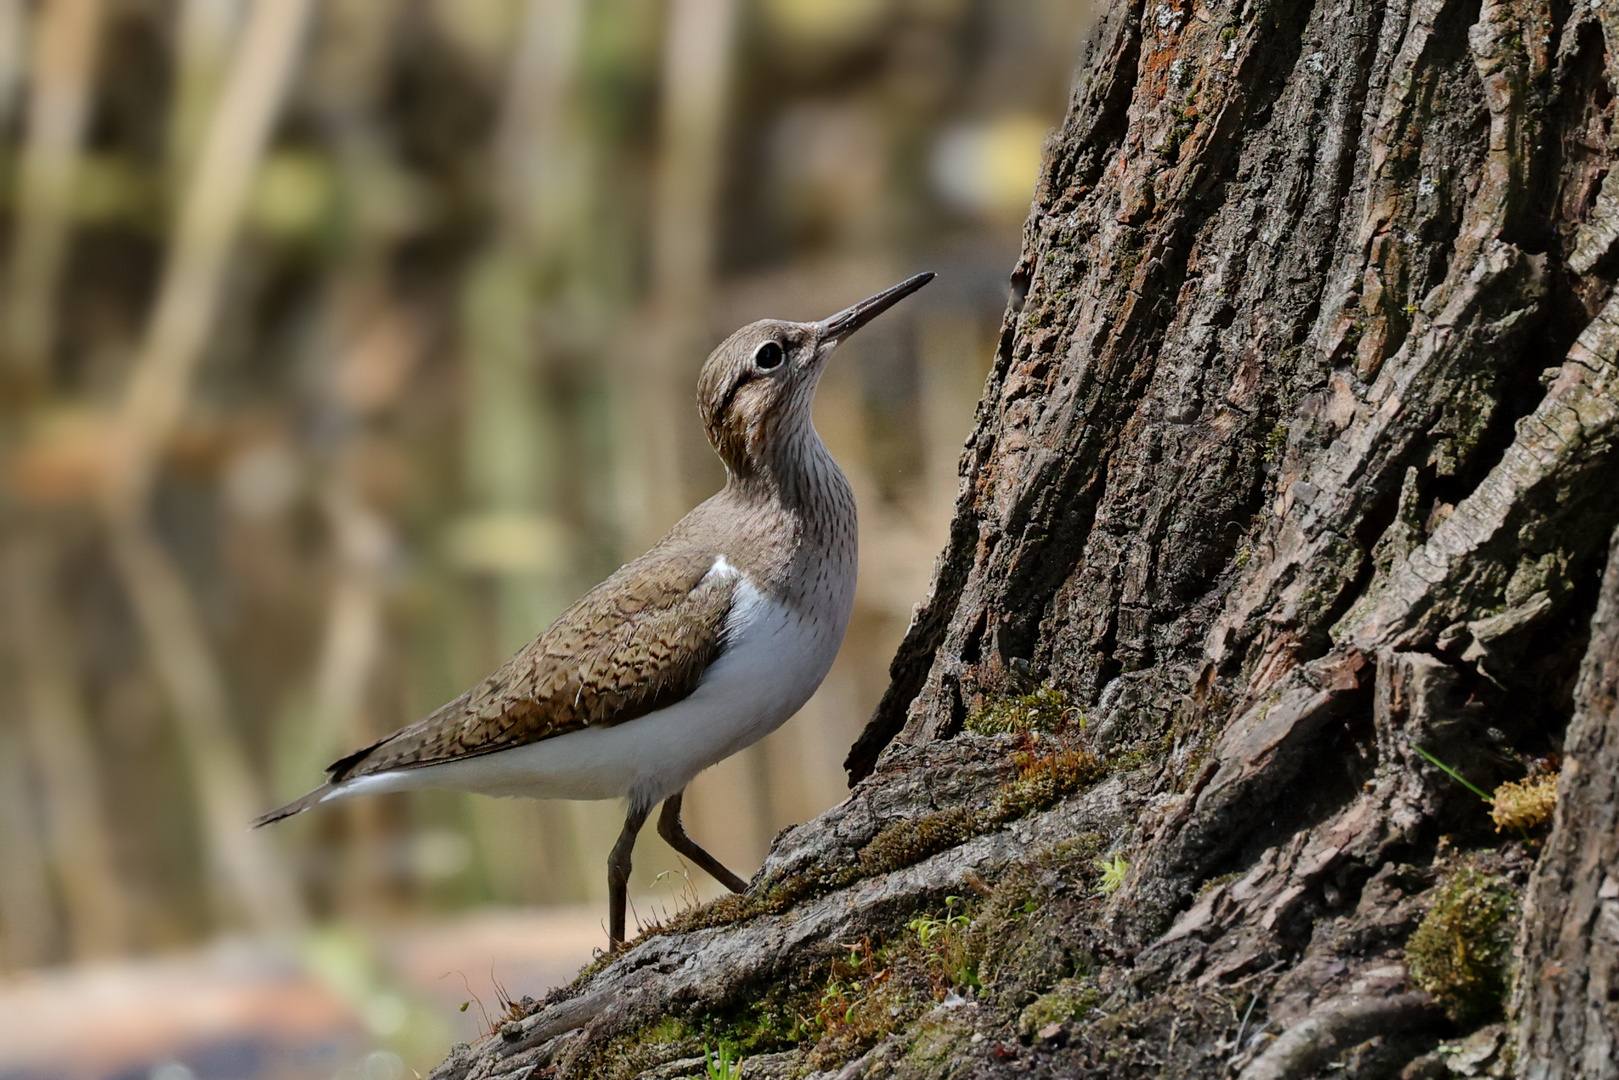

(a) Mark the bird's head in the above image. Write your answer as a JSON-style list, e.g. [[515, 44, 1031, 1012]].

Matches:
[[696, 272, 934, 478]]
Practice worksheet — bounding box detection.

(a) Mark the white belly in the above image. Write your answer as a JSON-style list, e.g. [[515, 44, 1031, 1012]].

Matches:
[[328, 570, 850, 812]]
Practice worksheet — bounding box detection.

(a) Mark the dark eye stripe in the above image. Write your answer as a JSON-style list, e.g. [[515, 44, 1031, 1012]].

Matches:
[[714, 370, 752, 424]]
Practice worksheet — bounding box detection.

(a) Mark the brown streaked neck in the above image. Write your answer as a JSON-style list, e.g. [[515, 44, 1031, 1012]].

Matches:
[[721, 407, 848, 517]]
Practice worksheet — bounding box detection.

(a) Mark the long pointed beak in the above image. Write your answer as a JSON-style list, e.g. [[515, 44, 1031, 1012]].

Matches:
[[817, 272, 935, 341]]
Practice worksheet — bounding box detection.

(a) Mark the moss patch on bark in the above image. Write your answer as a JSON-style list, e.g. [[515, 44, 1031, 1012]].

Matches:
[[1405, 866, 1519, 1022]]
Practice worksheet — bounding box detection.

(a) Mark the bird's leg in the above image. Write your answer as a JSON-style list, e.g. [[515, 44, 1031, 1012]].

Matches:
[[608, 803, 650, 948], [657, 790, 748, 893]]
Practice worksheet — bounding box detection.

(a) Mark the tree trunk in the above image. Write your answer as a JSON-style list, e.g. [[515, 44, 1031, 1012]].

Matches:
[[432, 0, 1619, 1076], [1514, 522, 1619, 1078]]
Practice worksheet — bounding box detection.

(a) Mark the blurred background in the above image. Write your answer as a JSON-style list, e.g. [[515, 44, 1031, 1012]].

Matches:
[[0, 0, 1092, 1076]]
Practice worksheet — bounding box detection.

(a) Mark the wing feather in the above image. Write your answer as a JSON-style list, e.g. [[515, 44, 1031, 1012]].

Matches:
[[330, 548, 736, 781]]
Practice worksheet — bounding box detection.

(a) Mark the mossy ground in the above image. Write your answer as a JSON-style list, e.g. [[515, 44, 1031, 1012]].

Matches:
[[548, 702, 1164, 1079], [573, 894, 1000, 1077], [593, 718, 1125, 956]]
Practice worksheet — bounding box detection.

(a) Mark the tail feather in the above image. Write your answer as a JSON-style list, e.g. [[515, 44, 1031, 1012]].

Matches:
[[251, 783, 337, 828]]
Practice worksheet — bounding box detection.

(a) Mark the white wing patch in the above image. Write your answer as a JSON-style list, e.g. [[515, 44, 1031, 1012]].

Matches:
[[704, 554, 740, 582]]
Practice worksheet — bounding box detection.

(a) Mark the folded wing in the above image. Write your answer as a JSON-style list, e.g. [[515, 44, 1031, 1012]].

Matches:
[[329, 548, 737, 782]]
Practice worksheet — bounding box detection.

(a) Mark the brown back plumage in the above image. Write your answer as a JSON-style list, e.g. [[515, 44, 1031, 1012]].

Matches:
[[329, 541, 737, 781]]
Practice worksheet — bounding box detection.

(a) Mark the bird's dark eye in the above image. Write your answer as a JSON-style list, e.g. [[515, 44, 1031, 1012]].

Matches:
[[754, 341, 784, 370]]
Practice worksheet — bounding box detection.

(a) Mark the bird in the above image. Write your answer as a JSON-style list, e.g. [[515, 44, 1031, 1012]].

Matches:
[[254, 271, 935, 946]]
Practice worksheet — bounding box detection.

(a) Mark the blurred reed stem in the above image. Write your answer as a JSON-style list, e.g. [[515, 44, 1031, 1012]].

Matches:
[[637, 0, 781, 867], [0, 681, 60, 967], [103, 0, 316, 934], [456, 0, 593, 906], [0, 0, 24, 135], [2, 0, 103, 392], [106, 0, 313, 513], [295, 0, 411, 919], [5, 535, 129, 958], [628, 0, 739, 544], [166, 0, 246, 187]]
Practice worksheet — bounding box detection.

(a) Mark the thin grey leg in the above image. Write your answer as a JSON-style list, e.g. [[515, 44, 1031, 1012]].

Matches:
[[657, 790, 747, 893], [608, 803, 650, 947]]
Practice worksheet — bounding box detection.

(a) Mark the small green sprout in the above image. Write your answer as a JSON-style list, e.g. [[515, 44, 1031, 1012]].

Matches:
[[1096, 853, 1129, 894], [908, 896, 971, 949], [704, 1041, 743, 1080], [908, 896, 980, 995]]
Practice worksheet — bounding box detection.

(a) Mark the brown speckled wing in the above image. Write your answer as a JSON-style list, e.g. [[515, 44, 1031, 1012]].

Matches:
[[329, 548, 735, 781]]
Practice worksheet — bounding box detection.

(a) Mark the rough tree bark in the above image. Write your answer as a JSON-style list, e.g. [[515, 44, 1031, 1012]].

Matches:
[[432, 0, 1619, 1076], [1515, 525, 1619, 1077]]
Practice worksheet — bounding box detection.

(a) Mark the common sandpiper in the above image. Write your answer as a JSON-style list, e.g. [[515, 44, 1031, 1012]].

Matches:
[[255, 272, 934, 946]]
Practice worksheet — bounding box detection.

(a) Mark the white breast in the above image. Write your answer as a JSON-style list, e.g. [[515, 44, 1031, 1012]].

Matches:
[[328, 558, 853, 812]]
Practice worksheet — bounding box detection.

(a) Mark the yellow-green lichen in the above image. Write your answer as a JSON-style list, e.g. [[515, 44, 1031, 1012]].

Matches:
[[1405, 867, 1519, 1022], [1264, 422, 1289, 462], [896, 1018, 976, 1077], [1017, 977, 1101, 1039]]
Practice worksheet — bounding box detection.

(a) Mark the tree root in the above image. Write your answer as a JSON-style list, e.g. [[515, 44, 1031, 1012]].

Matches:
[[1236, 993, 1440, 1080]]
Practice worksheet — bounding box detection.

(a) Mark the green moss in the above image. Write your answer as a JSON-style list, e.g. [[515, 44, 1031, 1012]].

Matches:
[[574, 974, 828, 1080], [646, 1016, 689, 1041], [860, 808, 977, 876], [1263, 422, 1289, 462], [807, 937, 928, 1068], [1505, 550, 1569, 607], [1162, 112, 1197, 158], [1034, 833, 1106, 867], [1114, 226, 1147, 277], [967, 839, 1104, 998], [966, 685, 1082, 735], [702, 984, 819, 1055], [1017, 978, 1101, 1039], [1405, 867, 1519, 1022], [991, 745, 1104, 819], [577, 1014, 699, 1080], [1341, 317, 1366, 353]]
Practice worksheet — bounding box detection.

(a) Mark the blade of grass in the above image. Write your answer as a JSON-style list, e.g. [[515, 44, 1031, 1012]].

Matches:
[[1412, 744, 1491, 802]]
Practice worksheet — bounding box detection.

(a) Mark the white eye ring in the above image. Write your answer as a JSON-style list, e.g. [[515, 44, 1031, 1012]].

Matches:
[[754, 341, 784, 369]]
